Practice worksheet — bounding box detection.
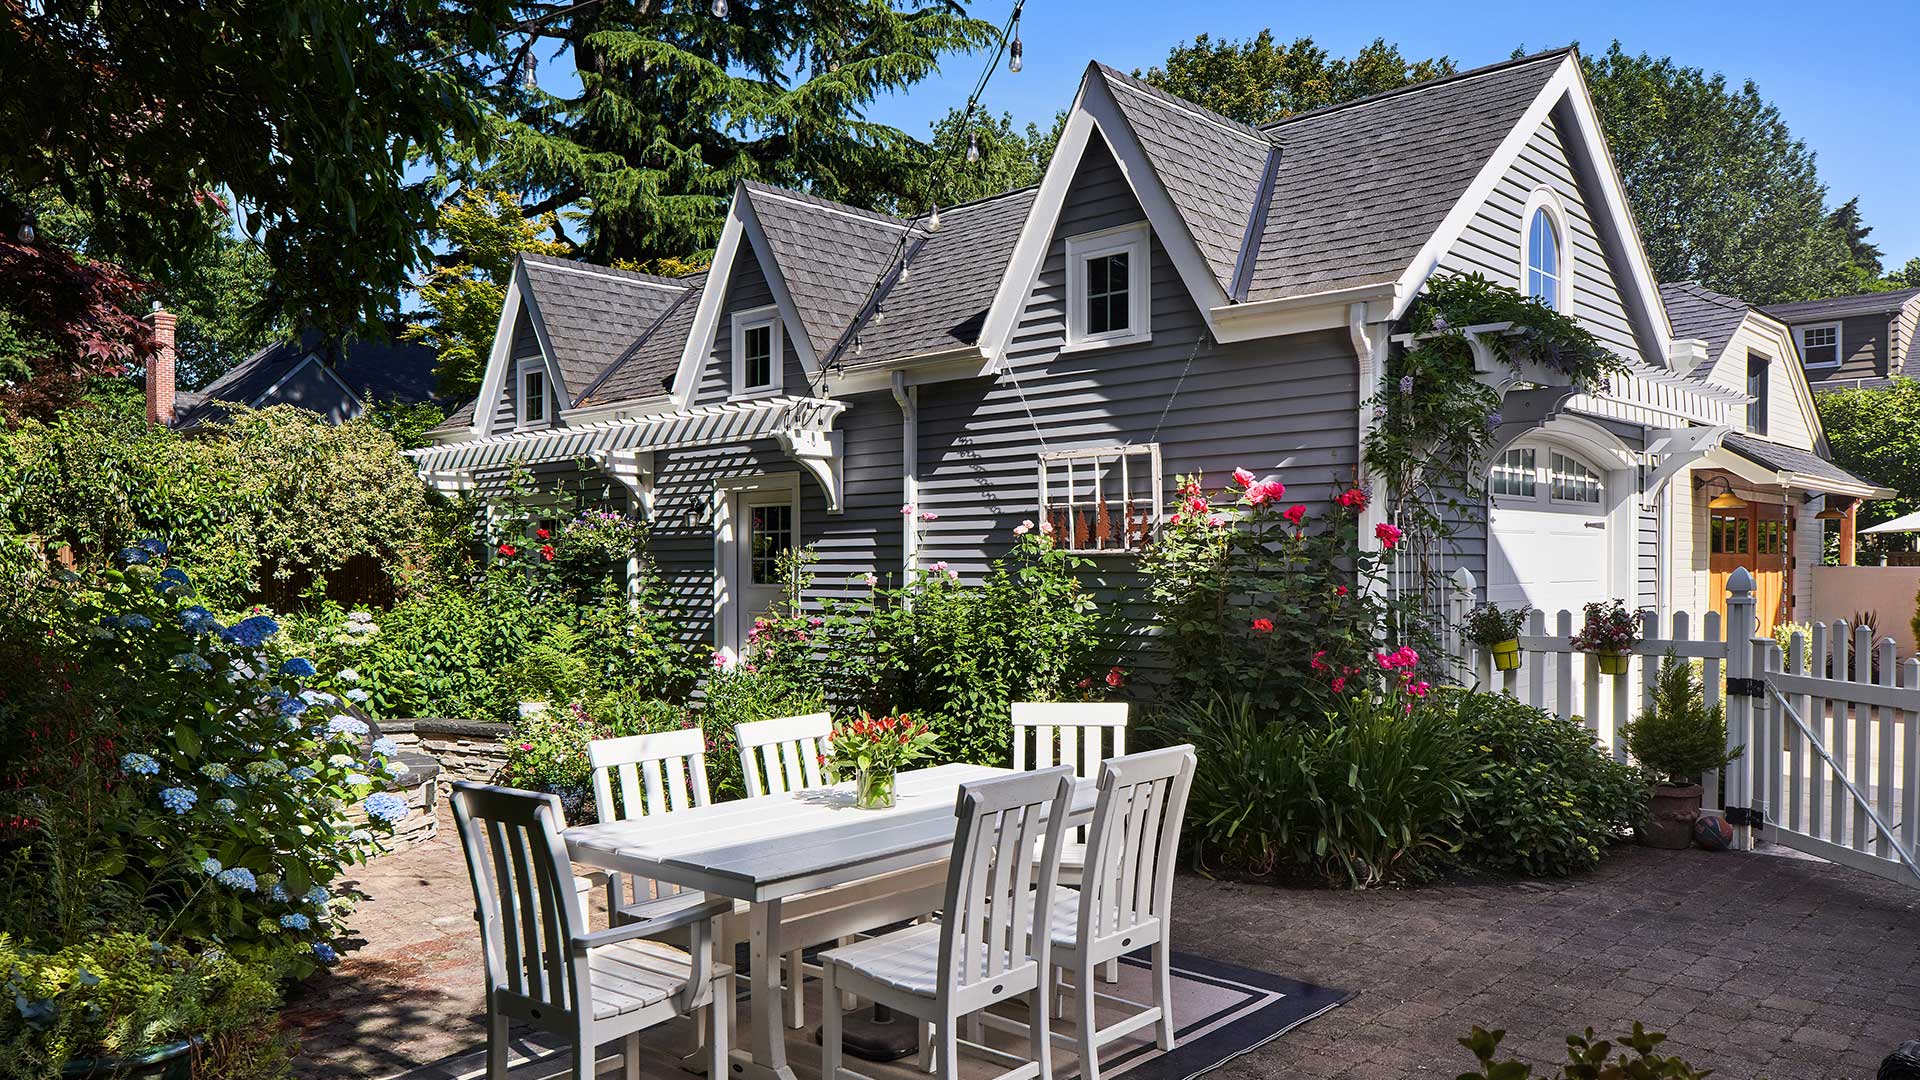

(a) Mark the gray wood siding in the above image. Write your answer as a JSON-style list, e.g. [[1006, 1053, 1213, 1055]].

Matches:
[[914, 140, 1358, 664], [493, 314, 540, 432], [691, 245, 810, 407], [1436, 115, 1641, 363]]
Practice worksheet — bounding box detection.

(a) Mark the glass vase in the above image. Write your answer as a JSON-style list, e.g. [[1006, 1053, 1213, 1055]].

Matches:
[[854, 765, 896, 810]]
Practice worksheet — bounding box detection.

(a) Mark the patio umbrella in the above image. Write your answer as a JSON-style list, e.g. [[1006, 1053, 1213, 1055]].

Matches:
[[1861, 509, 1920, 535]]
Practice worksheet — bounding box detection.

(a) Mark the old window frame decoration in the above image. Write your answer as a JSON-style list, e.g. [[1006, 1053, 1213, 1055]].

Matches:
[[1037, 443, 1163, 554]]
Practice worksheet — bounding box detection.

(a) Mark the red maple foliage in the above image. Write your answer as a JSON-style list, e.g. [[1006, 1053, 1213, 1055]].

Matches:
[[0, 237, 155, 417]]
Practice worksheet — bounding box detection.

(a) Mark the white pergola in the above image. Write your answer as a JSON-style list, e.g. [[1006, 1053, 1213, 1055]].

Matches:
[[406, 395, 849, 512]]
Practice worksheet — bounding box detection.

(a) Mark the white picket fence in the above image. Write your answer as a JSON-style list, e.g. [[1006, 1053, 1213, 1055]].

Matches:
[[1445, 566, 1920, 887]]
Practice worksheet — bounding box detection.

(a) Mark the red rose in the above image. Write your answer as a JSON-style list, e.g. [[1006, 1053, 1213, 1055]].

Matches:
[[1251, 617, 1274, 634], [1105, 666, 1125, 689], [540, 544, 555, 561], [536, 528, 550, 540], [498, 543, 517, 557]]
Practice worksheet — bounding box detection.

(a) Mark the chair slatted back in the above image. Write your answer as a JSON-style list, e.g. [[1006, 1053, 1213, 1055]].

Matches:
[[1011, 702, 1128, 778], [590, 728, 711, 820], [735, 712, 832, 796], [451, 782, 586, 1015], [939, 767, 1074, 990], [1077, 746, 1196, 945], [588, 728, 711, 909]]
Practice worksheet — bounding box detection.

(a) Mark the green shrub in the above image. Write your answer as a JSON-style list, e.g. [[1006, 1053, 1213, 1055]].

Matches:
[[698, 666, 826, 801], [1426, 689, 1645, 877], [1458, 1023, 1707, 1079], [1622, 651, 1742, 786], [0, 933, 286, 1080], [1155, 686, 1474, 888]]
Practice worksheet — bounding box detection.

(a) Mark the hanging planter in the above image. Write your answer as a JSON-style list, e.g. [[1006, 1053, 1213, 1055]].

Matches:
[[1571, 599, 1643, 679], [1464, 603, 1529, 675]]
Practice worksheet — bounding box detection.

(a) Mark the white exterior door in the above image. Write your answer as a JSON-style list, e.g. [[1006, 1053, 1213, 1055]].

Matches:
[[726, 488, 796, 656], [1486, 442, 1612, 620]]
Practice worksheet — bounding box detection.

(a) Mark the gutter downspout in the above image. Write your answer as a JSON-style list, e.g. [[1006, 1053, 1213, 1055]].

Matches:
[[892, 371, 919, 575]]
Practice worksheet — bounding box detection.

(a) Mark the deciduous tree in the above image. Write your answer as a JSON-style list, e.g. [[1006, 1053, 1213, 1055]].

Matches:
[[1138, 32, 1456, 125]]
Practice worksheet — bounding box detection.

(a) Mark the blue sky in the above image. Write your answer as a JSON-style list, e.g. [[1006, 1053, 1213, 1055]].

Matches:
[[850, 0, 1920, 267]]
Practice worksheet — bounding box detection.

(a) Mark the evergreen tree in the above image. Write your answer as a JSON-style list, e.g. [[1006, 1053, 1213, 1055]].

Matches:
[[458, 1, 997, 263], [1828, 195, 1885, 279]]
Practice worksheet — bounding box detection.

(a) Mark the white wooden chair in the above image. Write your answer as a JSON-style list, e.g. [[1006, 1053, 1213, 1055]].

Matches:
[[1011, 702, 1129, 887], [451, 781, 731, 1080], [820, 767, 1076, 1080], [1042, 746, 1196, 1080], [735, 711, 833, 795], [588, 728, 715, 927]]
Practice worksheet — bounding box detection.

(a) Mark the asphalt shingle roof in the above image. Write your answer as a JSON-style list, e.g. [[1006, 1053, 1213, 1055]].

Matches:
[[1246, 50, 1567, 301], [744, 182, 914, 360], [177, 332, 438, 429], [1723, 432, 1883, 493], [1659, 281, 1753, 375], [1093, 65, 1272, 294], [518, 254, 695, 400], [577, 272, 708, 407], [1760, 287, 1920, 323]]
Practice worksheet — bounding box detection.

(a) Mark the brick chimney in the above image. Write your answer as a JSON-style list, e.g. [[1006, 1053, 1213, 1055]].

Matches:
[[146, 305, 176, 426]]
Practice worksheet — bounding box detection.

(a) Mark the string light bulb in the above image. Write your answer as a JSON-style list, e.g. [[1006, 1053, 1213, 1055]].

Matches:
[[521, 51, 537, 90], [711, 0, 727, 17], [1008, 16, 1023, 73], [926, 203, 941, 233], [966, 131, 980, 164]]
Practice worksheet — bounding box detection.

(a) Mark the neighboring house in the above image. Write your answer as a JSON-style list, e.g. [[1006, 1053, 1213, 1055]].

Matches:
[[1659, 282, 1888, 635], [1759, 286, 1920, 391], [158, 330, 440, 429], [408, 48, 1877, 658]]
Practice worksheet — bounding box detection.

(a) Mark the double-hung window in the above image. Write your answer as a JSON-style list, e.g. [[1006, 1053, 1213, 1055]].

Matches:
[[1797, 323, 1840, 368], [1064, 223, 1151, 348], [1746, 351, 1770, 434], [731, 306, 783, 396], [518, 364, 549, 428]]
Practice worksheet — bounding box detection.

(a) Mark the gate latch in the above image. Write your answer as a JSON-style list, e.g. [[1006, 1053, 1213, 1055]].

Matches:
[[1725, 806, 1767, 829], [1726, 677, 1765, 699]]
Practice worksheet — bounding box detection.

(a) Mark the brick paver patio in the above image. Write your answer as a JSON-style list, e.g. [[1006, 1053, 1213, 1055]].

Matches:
[[286, 822, 1920, 1080]]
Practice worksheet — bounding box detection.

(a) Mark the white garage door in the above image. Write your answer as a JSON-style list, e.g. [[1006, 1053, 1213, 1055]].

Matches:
[[1486, 443, 1611, 619]]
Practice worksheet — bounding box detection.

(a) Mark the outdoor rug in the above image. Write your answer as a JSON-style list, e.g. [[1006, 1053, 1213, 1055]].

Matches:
[[385, 951, 1349, 1080]]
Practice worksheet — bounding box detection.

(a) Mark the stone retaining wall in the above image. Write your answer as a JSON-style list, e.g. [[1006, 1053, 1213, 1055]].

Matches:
[[378, 718, 512, 803]]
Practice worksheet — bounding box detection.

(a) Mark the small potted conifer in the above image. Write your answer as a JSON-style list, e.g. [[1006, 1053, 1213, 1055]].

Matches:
[[1464, 603, 1528, 671], [1571, 599, 1641, 676], [1621, 651, 1743, 849]]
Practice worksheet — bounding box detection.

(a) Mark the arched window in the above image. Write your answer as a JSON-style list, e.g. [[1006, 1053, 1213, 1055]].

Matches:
[[1526, 207, 1561, 310]]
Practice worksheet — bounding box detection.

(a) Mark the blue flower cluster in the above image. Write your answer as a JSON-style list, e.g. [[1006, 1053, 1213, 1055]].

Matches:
[[363, 792, 408, 824], [289, 766, 316, 782], [157, 567, 193, 597], [101, 613, 154, 631], [179, 607, 221, 635], [345, 688, 371, 703], [219, 614, 281, 648], [159, 787, 197, 814], [215, 866, 258, 892], [279, 657, 317, 678], [328, 715, 369, 738], [305, 886, 330, 907], [371, 737, 399, 757], [116, 547, 152, 566], [139, 538, 169, 556], [169, 652, 212, 672], [270, 883, 291, 902], [213, 798, 238, 814], [311, 943, 338, 963], [300, 689, 339, 706], [279, 696, 309, 717], [279, 913, 312, 931], [120, 752, 160, 776], [202, 857, 223, 875]]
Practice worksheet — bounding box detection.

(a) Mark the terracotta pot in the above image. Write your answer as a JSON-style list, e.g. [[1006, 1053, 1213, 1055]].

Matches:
[[1642, 783, 1703, 850]]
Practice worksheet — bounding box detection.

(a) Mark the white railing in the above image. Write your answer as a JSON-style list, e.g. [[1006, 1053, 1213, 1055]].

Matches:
[[1446, 566, 1920, 886]]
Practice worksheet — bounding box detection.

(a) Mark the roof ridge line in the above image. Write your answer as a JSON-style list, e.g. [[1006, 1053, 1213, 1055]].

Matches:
[[745, 183, 912, 231], [1262, 47, 1573, 130], [1095, 64, 1274, 147], [522, 254, 695, 289]]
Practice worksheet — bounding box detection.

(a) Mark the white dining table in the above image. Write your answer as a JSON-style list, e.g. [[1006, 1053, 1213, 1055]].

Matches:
[[563, 762, 1097, 1080]]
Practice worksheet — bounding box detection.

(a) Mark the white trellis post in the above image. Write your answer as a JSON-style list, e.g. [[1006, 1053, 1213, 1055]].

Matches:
[[1722, 568, 1758, 851]]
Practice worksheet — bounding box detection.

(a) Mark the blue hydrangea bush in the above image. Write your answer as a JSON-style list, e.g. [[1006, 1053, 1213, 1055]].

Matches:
[[22, 542, 400, 968]]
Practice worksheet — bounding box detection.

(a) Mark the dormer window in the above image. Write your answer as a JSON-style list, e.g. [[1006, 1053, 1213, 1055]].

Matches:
[[731, 306, 783, 396], [1797, 323, 1841, 368], [1065, 223, 1151, 349], [519, 365, 548, 428]]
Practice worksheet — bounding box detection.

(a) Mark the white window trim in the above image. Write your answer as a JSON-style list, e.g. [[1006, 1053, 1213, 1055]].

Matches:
[[1795, 322, 1843, 368], [517, 360, 551, 430], [711, 472, 802, 662], [1518, 186, 1574, 314], [1037, 443, 1163, 555], [730, 305, 784, 398], [1063, 222, 1152, 351]]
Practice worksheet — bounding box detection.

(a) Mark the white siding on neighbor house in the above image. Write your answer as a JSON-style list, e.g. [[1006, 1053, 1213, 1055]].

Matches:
[[1701, 319, 1816, 453], [1793, 496, 1819, 621], [1895, 298, 1919, 378]]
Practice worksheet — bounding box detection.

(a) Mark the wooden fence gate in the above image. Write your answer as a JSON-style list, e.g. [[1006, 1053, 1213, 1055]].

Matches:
[[1447, 566, 1920, 888]]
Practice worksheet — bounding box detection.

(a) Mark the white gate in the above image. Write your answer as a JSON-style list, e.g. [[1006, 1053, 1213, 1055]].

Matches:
[[1448, 566, 1920, 887]]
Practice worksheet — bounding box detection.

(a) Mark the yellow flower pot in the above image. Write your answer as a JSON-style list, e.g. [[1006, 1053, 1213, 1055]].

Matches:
[[1491, 639, 1521, 671], [1595, 650, 1630, 676]]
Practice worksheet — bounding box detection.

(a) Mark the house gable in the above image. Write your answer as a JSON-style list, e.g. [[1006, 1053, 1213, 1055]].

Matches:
[[670, 188, 825, 406], [684, 232, 811, 408], [1700, 313, 1823, 453]]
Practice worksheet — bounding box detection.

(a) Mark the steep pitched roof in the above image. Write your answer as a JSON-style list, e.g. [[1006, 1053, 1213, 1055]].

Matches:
[[742, 182, 915, 359], [1660, 281, 1754, 372], [1760, 286, 1920, 323], [176, 332, 438, 429], [577, 272, 707, 407], [1091, 65, 1273, 294], [518, 254, 696, 400], [1244, 50, 1569, 301], [843, 187, 1037, 366]]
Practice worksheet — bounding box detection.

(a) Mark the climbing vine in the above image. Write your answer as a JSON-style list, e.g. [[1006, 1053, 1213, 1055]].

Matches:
[[1364, 273, 1628, 565]]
